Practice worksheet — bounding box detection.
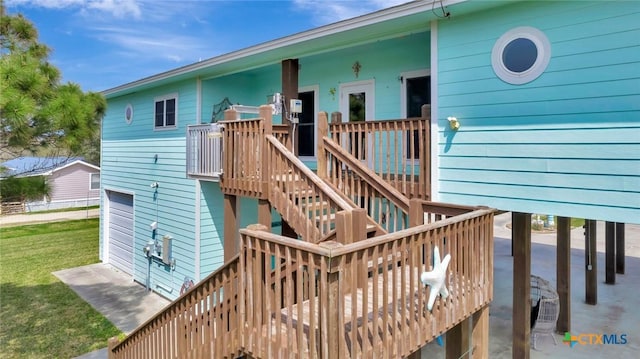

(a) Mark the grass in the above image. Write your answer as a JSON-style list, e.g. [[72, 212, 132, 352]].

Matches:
[[0, 219, 122, 358]]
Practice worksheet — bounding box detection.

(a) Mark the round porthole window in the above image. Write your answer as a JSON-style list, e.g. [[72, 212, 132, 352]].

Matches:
[[125, 104, 134, 124], [492, 26, 551, 85]]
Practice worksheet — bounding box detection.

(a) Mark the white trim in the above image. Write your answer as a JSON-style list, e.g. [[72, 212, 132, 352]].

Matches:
[[125, 104, 134, 124], [89, 172, 100, 190], [153, 93, 179, 131], [339, 79, 376, 122], [297, 84, 319, 162], [491, 26, 551, 85], [430, 20, 440, 202], [194, 180, 201, 281]]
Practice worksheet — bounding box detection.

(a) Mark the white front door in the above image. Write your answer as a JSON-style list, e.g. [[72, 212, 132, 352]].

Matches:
[[339, 80, 375, 164]]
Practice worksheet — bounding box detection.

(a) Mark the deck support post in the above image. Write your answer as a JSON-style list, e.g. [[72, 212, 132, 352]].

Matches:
[[556, 216, 571, 333], [336, 209, 366, 289], [512, 212, 531, 359], [446, 318, 469, 359], [585, 219, 597, 305], [420, 104, 431, 200], [471, 305, 489, 359], [605, 221, 616, 284], [224, 194, 239, 262], [616, 223, 625, 274]]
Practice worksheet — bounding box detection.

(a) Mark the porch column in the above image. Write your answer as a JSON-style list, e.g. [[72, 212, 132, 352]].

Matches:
[[585, 219, 597, 305], [605, 221, 616, 284], [512, 212, 531, 359], [223, 194, 239, 262], [616, 223, 625, 274], [281, 59, 299, 238], [556, 216, 571, 333], [281, 58, 299, 153]]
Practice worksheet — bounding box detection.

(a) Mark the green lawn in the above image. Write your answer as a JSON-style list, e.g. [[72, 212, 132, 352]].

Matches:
[[0, 219, 121, 358]]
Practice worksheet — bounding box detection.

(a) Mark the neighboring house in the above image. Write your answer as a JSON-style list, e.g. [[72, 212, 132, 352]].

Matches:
[[1, 157, 100, 212], [102, 1, 639, 357]]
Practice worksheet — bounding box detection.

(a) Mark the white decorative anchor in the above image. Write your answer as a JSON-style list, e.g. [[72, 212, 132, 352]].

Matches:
[[420, 246, 451, 311]]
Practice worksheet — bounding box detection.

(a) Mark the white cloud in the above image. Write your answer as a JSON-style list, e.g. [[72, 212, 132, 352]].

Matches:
[[292, 0, 410, 24], [6, 0, 142, 18]]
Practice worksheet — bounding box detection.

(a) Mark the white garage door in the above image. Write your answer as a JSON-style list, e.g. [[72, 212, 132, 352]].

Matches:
[[107, 191, 134, 275]]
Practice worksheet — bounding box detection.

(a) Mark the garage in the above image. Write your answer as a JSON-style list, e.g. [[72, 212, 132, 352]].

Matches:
[[107, 191, 134, 275]]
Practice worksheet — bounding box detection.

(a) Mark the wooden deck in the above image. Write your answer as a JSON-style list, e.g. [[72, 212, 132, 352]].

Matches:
[[109, 106, 494, 359]]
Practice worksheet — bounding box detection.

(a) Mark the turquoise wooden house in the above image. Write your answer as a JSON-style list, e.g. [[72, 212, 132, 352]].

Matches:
[[102, 1, 639, 358]]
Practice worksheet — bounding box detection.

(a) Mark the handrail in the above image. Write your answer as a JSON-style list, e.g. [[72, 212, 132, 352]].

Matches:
[[266, 135, 353, 210], [322, 135, 410, 212], [109, 254, 242, 359]]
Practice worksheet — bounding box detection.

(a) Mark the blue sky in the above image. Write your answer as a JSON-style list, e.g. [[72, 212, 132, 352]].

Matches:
[[5, 0, 407, 92]]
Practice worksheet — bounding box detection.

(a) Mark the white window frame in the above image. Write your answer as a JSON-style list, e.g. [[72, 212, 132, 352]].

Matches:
[[491, 26, 551, 85], [297, 85, 319, 162], [90, 173, 100, 190], [154, 93, 178, 130]]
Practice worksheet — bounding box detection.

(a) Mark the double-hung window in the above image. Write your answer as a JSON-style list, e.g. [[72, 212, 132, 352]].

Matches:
[[154, 94, 177, 129]]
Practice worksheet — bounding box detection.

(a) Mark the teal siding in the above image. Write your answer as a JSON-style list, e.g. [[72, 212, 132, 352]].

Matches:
[[436, 0, 640, 223], [300, 31, 430, 118], [200, 181, 224, 277], [102, 135, 197, 299]]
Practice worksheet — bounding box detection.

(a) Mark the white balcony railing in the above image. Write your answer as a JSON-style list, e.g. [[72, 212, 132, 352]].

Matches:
[[186, 123, 223, 180]]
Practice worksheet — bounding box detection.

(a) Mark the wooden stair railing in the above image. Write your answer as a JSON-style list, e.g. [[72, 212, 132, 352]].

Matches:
[[319, 126, 411, 234], [108, 255, 242, 359], [265, 134, 383, 243], [240, 204, 495, 359], [326, 105, 431, 201]]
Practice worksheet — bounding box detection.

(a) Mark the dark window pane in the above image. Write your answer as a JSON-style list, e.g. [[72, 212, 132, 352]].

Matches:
[[503, 38, 537, 73], [406, 76, 430, 159], [349, 92, 365, 122], [297, 91, 315, 157], [155, 101, 164, 127], [298, 124, 314, 156], [166, 99, 176, 126]]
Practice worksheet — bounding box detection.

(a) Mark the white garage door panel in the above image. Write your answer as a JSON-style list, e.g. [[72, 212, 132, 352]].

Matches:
[[108, 191, 133, 275]]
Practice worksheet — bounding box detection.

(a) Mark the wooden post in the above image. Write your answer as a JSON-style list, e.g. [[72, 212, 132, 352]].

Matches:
[[472, 305, 489, 359], [107, 337, 119, 359], [317, 111, 329, 179], [420, 104, 431, 200], [446, 319, 469, 359], [261, 105, 273, 198], [409, 198, 424, 226], [258, 200, 271, 231], [556, 216, 571, 333], [336, 209, 366, 289], [224, 194, 239, 262], [282, 59, 299, 153], [605, 221, 616, 284], [585, 219, 597, 305], [616, 223, 625, 274], [512, 212, 531, 359], [319, 241, 343, 359]]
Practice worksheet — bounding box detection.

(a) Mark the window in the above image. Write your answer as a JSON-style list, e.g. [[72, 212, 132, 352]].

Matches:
[[492, 26, 551, 85], [154, 94, 177, 129], [297, 89, 317, 158], [90, 173, 100, 190], [401, 70, 430, 160]]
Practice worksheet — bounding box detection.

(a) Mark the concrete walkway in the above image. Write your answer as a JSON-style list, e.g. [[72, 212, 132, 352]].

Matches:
[[53, 264, 170, 359]]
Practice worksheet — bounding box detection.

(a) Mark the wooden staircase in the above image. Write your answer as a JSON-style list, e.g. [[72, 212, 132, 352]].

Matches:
[[108, 106, 495, 359]]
